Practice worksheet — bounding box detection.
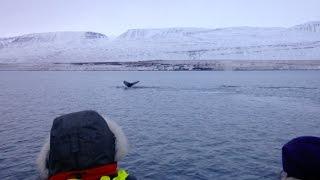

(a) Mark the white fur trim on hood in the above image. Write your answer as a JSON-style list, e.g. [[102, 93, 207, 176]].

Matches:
[[104, 118, 128, 161], [281, 171, 302, 180], [36, 118, 128, 179], [36, 137, 50, 179]]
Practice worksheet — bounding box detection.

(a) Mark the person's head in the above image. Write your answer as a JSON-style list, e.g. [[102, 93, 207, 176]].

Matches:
[[36, 110, 128, 179], [281, 136, 320, 180]]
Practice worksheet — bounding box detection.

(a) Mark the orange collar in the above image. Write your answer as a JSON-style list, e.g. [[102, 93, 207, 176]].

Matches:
[[49, 163, 118, 180]]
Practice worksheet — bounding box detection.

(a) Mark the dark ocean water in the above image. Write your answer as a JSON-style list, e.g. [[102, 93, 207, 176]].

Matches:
[[0, 71, 320, 180]]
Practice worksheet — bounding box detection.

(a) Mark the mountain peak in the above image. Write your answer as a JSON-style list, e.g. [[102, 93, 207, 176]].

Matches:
[[2, 31, 108, 44]]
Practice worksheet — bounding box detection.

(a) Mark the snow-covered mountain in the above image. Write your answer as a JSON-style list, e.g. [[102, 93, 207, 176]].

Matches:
[[0, 31, 109, 63], [0, 31, 107, 47], [1, 22, 320, 63]]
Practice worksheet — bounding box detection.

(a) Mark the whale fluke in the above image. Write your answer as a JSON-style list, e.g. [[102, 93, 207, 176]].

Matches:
[[123, 81, 140, 87]]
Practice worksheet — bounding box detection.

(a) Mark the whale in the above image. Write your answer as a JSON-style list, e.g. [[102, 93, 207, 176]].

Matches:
[[123, 81, 140, 88]]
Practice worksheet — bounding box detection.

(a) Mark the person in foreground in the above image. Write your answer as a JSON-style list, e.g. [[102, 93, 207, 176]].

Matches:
[[37, 110, 137, 180], [281, 136, 320, 180]]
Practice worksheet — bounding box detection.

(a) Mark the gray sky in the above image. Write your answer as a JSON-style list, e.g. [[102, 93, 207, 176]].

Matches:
[[1, 0, 320, 37]]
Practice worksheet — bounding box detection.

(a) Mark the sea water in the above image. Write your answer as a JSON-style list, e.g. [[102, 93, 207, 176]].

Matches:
[[0, 71, 320, 180]]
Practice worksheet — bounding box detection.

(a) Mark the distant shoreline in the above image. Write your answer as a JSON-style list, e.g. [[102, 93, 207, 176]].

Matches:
[[0, 60, 320, 71]]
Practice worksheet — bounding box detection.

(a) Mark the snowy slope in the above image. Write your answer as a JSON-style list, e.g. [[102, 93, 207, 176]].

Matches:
[[291, 21, 320, 32], [0, 22, 320, 63]]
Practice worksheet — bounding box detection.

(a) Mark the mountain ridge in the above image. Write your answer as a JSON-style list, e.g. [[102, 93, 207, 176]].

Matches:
[[0, 21, 320, 63]]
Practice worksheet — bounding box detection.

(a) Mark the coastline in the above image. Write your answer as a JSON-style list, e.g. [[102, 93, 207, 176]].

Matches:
[[1, 60, 320, 71]]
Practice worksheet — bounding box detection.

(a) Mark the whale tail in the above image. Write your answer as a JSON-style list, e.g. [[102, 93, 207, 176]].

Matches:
[[123, 81, 140, 87]]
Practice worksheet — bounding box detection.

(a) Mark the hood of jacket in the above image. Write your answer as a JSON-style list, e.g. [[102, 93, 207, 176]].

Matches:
[[36, 110, 128, 179]]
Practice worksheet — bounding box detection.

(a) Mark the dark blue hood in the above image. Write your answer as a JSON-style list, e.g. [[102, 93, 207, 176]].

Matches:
[[282, 136, 320, 180], [48, 110, 116, 176]]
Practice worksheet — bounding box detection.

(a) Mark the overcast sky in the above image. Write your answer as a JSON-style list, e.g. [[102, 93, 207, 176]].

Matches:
[[1, 0, 319, 37]]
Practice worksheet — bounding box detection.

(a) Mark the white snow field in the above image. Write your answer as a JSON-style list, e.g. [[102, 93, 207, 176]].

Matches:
[[0, 21, 320, 63]]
